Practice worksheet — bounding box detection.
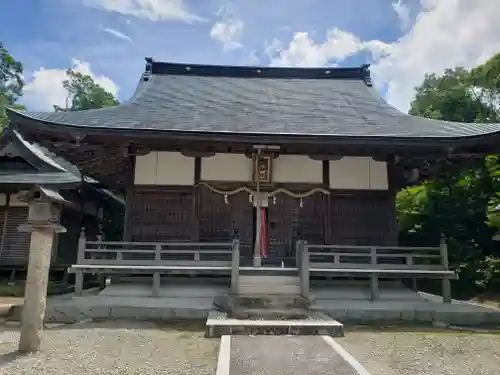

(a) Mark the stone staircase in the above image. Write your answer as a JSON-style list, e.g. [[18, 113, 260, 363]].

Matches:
[[237, 271, 301, 296], [207, 270, 344, 338]]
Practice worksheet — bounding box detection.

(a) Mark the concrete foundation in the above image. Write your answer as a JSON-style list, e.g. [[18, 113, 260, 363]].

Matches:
[[5, 278, 500, 326]]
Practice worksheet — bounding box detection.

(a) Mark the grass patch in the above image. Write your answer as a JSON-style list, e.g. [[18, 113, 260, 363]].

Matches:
[[0, 279, 72, 297], [344, 324, 500, 335], [470, 293, 500, 309]]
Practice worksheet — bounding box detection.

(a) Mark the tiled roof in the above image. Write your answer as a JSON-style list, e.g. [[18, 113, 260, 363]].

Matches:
[[7, 60, 500, 139]]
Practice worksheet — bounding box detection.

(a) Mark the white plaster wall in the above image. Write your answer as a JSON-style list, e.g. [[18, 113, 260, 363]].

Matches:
[[369, 159, 389, 190], [329, 157, 388, 190], [0, 193, 29, 207], [156, 152, 195, 185], [201, 153, 252, 182], [134, 152, 157, 185], [134, 152, 195, 185], [273, 155, 322, 183]]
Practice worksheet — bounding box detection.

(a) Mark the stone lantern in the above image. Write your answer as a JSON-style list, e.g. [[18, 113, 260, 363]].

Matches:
[[17, 185, 66, 353]]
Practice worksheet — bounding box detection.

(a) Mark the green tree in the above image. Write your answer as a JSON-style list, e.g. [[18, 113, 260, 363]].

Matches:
[[0, 42, 24, 128], [400, 57, 500, 296], [54, 69, 118, 111]]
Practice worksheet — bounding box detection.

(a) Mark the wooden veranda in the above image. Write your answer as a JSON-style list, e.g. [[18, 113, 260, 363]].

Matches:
[[70, 230, 456, 303]]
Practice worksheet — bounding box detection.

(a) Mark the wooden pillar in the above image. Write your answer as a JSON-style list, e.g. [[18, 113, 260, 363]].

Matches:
[[300, 241, 310, 298], [0, 192, 11, 263], [191, 157, 201, 241], [322, 161, 332, 244], [369, 247, 380, 301], [231, 239, 240, 294], [440, 234, 452, 303], [17, 188, 66, 353], [123, 144, 136, 242], [152, 244, 161, 297], [75, 229, 86, 296], [386, 155, 401, 246]]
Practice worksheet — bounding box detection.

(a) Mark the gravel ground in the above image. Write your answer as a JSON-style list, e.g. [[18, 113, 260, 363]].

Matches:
[[338, 327, 500, 375], [0, 320, 219, 375]]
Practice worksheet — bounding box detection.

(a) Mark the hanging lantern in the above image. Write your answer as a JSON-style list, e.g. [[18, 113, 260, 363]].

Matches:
[[299, 197, 304, 208], [224, 194, 229, 204]]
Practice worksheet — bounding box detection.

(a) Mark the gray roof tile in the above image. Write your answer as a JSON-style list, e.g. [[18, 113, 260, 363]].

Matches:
[[7, 61, 500, 139]]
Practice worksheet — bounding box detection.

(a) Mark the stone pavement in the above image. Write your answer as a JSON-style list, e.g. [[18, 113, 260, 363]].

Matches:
[[218, 335, 369, 375]]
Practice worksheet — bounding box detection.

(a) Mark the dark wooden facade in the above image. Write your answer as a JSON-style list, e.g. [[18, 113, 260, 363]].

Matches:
[[0, 200, 103, 269], [0, 129, 125, 272], [123, 182, 397, 263]]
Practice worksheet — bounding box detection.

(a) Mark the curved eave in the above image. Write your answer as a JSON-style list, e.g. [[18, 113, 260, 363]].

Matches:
[[7, 107, 500, 149], [0, 172, 81, 187]]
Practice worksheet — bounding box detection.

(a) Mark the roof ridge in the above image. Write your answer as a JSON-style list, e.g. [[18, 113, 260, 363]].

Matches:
[[146, 58, 371, 82]]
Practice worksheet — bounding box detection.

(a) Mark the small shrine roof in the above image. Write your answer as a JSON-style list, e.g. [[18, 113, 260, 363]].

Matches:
[[0, 129, 124, 204]]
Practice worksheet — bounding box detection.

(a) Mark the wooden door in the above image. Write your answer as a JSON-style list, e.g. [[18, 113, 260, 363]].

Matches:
[[267, 193, 326, 265], [198, 186, 253, 261], [267, 196, 297, 264]]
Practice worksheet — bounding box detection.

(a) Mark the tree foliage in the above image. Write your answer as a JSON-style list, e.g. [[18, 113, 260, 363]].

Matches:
[[400, 53, 500, 296], [0, 42, 24, 128], [54, 69, 118, 112]]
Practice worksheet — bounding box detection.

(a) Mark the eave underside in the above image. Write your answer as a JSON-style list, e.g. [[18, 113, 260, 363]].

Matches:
[[11, 121, 500, 190]]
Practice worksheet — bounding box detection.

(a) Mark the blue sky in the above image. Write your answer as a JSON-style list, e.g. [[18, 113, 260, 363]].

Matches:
[[1, 0, 498, 112]]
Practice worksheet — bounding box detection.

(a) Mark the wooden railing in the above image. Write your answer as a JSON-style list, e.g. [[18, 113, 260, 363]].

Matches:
[[80, 240, 234, 267], [71, 230, 240, 296], [297, 237, 455, 303], [307, 243, 447, 270]]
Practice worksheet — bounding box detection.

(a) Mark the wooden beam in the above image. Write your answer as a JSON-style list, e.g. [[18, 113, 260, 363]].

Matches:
[[123, 144, 136, 241], [182, 151, 215, 158], [0, 192, 11, 261], [308, 154, 343, 161]]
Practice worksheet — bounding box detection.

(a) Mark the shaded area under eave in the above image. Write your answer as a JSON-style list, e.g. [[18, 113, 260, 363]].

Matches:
[[0, 129, 125, 205], [5, 69, 500, 143]]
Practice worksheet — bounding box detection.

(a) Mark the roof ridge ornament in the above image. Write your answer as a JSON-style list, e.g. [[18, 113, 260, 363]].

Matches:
[[144, 57, 154, 81], [361, 64, 372, 86]]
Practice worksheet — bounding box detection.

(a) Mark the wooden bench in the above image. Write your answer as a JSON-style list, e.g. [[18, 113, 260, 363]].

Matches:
[[68, 233, 240, 297], [297, 238, 456, 303]]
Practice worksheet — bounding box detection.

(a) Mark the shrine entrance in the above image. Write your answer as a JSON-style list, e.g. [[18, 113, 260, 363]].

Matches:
[[196, 181, 329, 268]]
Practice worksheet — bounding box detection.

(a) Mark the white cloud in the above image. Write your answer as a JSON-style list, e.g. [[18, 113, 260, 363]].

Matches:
[[372, 0, 500, 113], [264, 1, 500, 114], [392, 0, 411, 31], [102, 27, 133, 42], [210, 4, 244, 51], [265, 28, 391, 67], [22, 59, 119, 111], [82, 0, 204, 23]]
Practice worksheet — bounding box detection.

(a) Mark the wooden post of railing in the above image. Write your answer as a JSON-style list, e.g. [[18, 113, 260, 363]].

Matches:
[[152, 244, 161, 297], [96, 233, 107, 290], [75, 228, 86, 297], [300, 241, 310, 298], [440, 235, 451, 303], [369, 247, 380, 301], [231, 240, 240, 294], [407, 254, 418, 291], [295, 240, 302, 271]]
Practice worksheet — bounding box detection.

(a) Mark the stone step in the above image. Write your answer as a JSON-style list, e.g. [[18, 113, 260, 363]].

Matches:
[[206, 311, 344, 338], [238, 284, 300, 295], [213, 294, 311, 312], [239, 275, 300, 284], [238, 275, 301, 295], [239, 268, 298, 277]]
